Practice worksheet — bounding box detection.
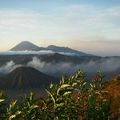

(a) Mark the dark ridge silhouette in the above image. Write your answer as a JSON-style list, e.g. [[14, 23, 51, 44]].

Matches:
[[0, 66, 58, 90]]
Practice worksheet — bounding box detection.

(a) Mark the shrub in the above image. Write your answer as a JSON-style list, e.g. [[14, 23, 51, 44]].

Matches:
[[0, 91, 6, 119], [43, 71, 111, 120], [0, 70, 113, 119]]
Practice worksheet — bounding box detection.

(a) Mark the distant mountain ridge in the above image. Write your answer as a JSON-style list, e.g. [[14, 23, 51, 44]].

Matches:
[[46, 45, 91, 56], [10, 41, 93, 56]]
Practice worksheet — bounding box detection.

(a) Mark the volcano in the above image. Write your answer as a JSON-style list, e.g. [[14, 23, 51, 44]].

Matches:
[[0, 66, 57, 90], [10, 41, 94, 56], [11, 41, 40, 51]]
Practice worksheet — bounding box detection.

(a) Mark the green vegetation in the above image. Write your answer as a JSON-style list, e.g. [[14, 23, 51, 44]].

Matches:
[[0, 70, 118, 120]]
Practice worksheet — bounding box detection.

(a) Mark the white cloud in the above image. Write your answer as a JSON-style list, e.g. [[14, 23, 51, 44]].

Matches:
[[0, 61, 22, 74], [0, 4, 120, 54]]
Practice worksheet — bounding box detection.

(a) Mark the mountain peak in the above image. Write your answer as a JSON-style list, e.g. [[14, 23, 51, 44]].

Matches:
[[0, 66, 57, 89], [47, 45, 68, 49], [19, 41, 33, 44], [11, 41, 40, 51]]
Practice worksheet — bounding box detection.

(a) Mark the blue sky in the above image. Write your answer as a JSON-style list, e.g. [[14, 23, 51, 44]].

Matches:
[[0, 0, 120, 56], [0, 0, 120, 10]]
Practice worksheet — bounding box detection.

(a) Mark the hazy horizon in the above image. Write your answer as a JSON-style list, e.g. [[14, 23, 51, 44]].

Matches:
[[0, 0, 120, 56]]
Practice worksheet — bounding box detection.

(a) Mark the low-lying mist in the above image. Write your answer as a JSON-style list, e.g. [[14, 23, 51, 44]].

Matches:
[[0, 50, 76, 56], [0, 61, 22, 75], [0, 57, 120, 77]]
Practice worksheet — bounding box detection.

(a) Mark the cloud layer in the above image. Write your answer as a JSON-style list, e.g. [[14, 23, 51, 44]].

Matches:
[[0, 50, 76, 56], [0, 5, 120, 40], [0, 57, 120, 78]]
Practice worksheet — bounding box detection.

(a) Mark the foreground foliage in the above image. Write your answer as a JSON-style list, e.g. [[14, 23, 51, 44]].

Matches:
[[0, 70, 119, 120]]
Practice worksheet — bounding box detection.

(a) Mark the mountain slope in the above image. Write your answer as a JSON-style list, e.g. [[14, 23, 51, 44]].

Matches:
[[0, 66, 57, 89], [11, 41, 40, 51], [47, 45, 92, 56], [10, 41, 94, 56]]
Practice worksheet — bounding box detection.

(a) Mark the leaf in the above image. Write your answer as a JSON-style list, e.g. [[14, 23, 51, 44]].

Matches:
[[95, 91, 101, 95], [46, 89, 55, 104], [9, 100, 17, 110], [50, 83, 54, 89], [60, 84, 71, 89], [0, 99, 4, 103], [72, 82, 77, 87], [83, 82, 87, 86], [30, 105, 39, 110], [57, 87, 61, 96], [71, 75, 75, 80], [63, 91, 72, 96], [60, 76, 65, 84], [55, 103, 64, 109], [90, 83, 93, 88], [29, 92, 34, 102], [9, 111, 21, 120], [9, 114, 16, 120]]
